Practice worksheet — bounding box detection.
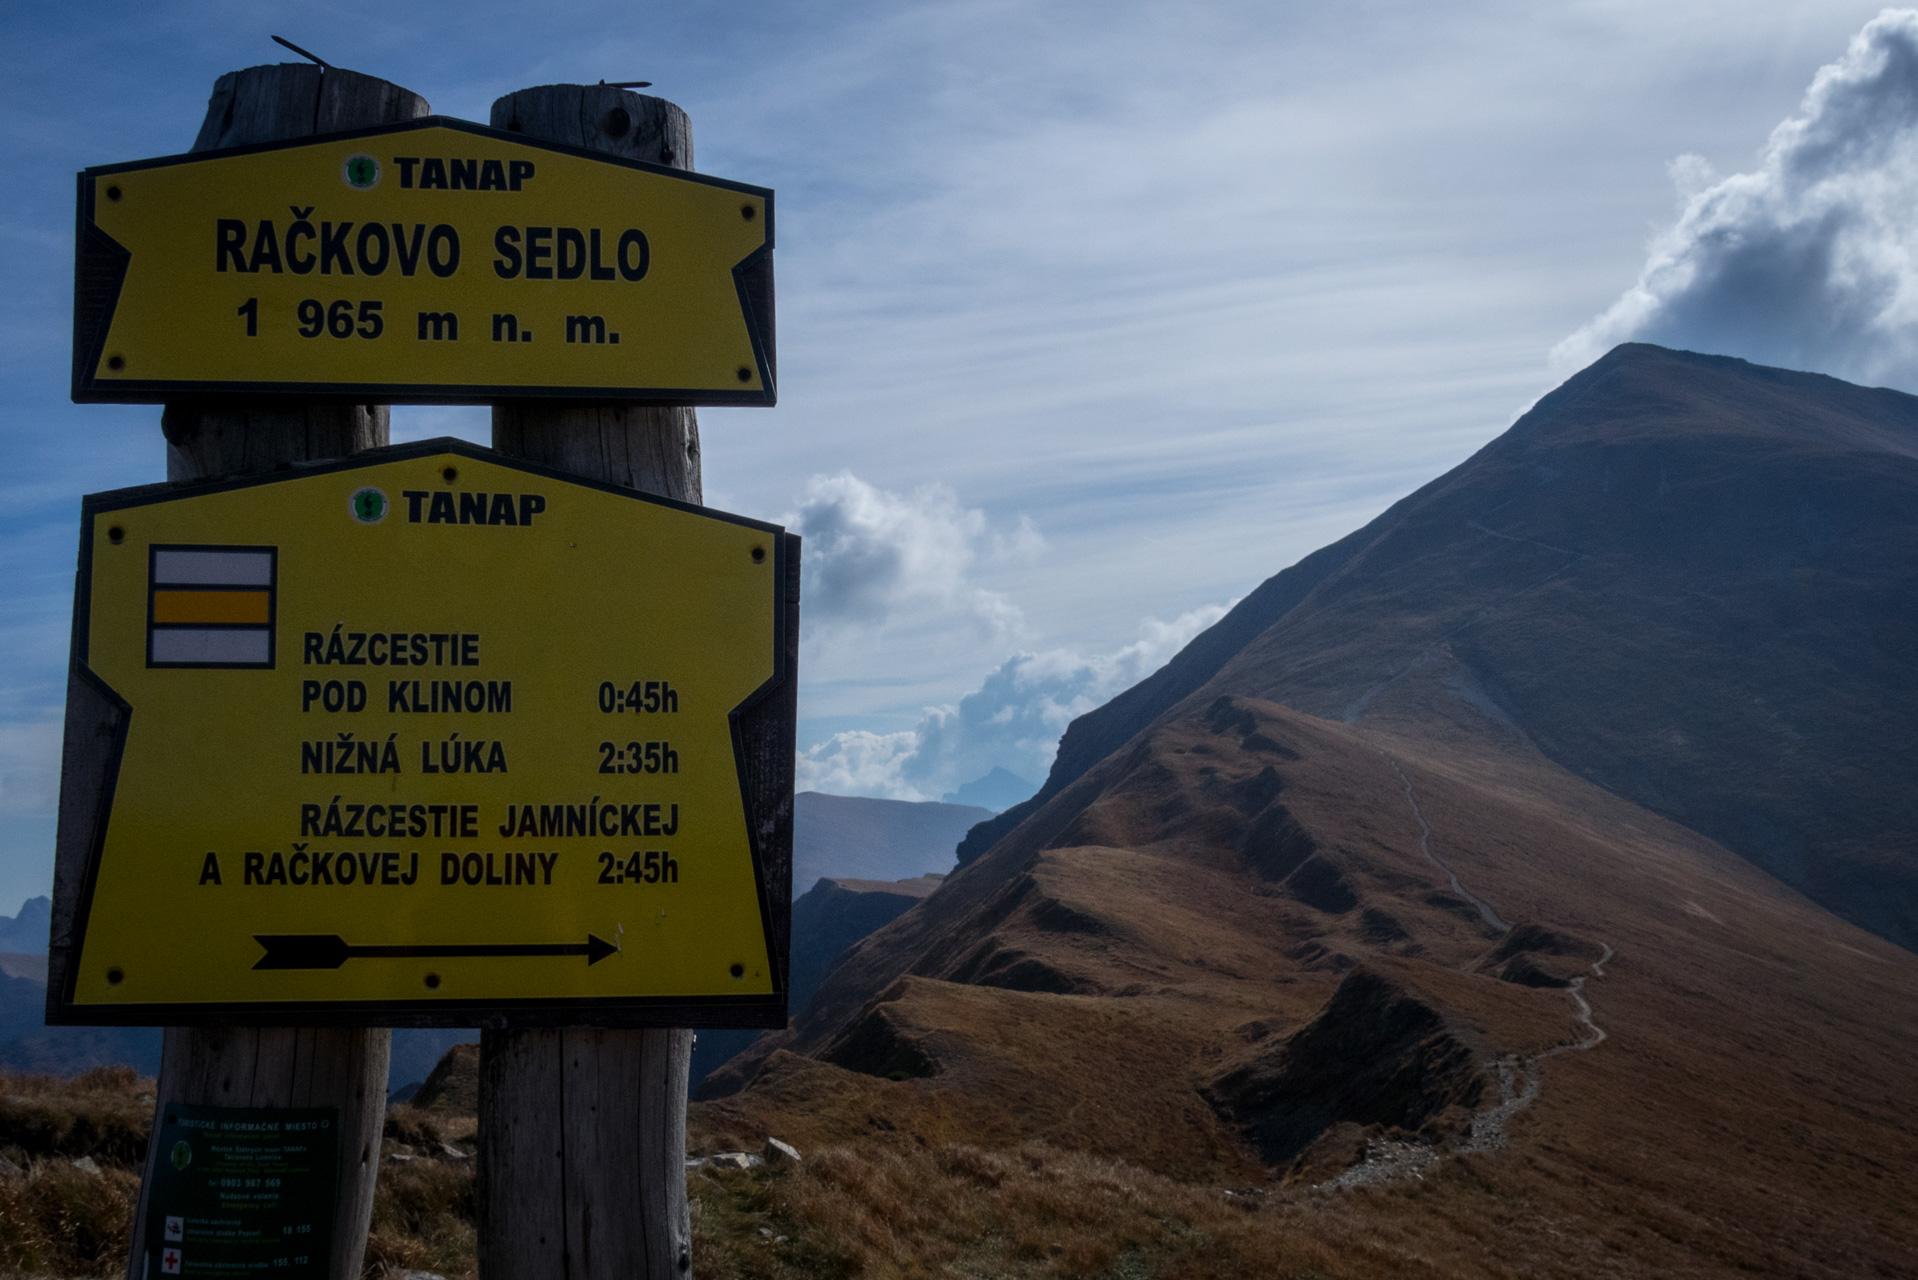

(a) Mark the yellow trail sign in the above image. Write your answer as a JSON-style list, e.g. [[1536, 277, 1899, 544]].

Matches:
[[49, 441, 796, 1026], [72, 119, 774, 405]]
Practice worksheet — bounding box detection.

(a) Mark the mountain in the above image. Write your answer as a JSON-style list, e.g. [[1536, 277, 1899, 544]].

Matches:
[[0, 898, 50, 953], [961, 344, 1918, 950], [387, 1029, 480, 1096], [793, 792, 990, 894], [692, 346, 1918, 1275], [786, 875, 947, 1016], [942, 767, 1037, 812], [690, 874, 943, 1091], [0, 956, 160, 1076]]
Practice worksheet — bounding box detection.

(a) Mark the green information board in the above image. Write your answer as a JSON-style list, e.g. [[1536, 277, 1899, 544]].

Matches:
[[141, 1104, 339, 1277]]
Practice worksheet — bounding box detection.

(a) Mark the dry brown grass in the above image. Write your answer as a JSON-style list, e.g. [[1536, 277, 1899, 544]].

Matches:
[[686, 1137, 1549, 1280], [362, 1156, 476, 1280], [0, 1067, 497, 1280], [361, 1103, 481, 1278], [2, 1051, 1906, 1280], [0, 1067, 149, 1278], [0, 1067, 151, 1170], [0, 1157, 140, 1278], [699, 696, 1918, 1279]]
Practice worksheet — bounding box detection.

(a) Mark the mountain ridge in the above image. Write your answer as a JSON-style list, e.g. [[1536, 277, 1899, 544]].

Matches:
[[693, 345, 1918, 1274], [963, 344, 1918, 949]]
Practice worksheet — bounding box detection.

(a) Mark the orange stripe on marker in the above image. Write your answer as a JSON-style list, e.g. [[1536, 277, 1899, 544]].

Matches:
[[152, 590, 271, 625]]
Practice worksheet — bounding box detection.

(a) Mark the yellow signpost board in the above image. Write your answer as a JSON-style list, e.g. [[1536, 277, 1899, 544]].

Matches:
[[50, 441, 795, 1025], [71, 119, 774, 404]]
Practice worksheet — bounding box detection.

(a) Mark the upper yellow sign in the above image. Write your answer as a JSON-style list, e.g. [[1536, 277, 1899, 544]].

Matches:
[[53, 441, 793, 1025], [71, 119, 774, 405]]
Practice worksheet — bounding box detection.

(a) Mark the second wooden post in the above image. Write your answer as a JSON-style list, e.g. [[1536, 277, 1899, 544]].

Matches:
[[477, 83, 700, 1279]]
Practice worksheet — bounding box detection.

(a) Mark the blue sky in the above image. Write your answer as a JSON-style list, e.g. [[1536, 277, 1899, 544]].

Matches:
[[0, 0, 1908, 913]]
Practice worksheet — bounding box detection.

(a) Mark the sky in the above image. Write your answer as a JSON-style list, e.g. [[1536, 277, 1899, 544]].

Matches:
[[0, 0, 1911, 914]]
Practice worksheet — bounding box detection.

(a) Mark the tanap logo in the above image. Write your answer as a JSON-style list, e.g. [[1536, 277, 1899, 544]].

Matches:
[[349, 487, 388, 524], [342, 153, 380, 189]]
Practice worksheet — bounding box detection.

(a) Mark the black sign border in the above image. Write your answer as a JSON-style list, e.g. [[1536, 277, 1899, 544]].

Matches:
[[70, 117, 776, 407], [47, 438, 796, 1030]]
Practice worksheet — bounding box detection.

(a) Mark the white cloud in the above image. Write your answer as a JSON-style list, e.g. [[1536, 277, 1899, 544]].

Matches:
[[1556, 10, 1918, 390], [0, 720, 61, 817], [787, 471, 1034, 636], [796, 602, 1232, 802], [791, 728, 920, 799]]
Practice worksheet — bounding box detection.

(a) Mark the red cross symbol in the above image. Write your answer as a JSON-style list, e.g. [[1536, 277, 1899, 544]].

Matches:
[[161, 1247, 182, 1274]]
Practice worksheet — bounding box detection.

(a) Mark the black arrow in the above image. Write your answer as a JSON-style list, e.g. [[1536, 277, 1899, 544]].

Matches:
[[253, 933, 618, 970]]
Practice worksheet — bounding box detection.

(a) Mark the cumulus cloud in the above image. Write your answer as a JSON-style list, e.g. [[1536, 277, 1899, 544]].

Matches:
[[796, 602, 1233, 802], [1556, 10, 1918, 390], [787, 472, 1036, 636]]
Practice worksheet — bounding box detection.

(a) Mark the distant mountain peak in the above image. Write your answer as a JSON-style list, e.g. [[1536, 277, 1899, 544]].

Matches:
[[792, 792, 990, 898], [0, 896, 49, 955], [941, 767, 1037, 813]]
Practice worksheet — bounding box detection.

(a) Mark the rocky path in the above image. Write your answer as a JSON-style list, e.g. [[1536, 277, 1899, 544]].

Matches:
[[1457, 952, 1609, 1154], [1324, 763, 1612, 1188], [1392, 761, 1511, 932]]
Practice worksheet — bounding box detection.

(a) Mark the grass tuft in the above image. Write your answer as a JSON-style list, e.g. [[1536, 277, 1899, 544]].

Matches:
[[363, 1157, 476, 1280], [0, 1158, 140, 1276]]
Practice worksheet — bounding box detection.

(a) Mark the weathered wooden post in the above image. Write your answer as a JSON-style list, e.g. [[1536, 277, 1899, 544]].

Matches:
[[67, 60, 429, 1280], [476, 82, 711, 1280]]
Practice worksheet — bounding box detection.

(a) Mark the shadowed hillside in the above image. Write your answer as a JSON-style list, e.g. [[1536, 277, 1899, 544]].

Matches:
[[690, 874, 943, 1091]]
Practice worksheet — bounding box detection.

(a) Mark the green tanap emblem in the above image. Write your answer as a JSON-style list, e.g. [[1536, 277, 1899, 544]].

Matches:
[[170, 1140, 192, 1170], [342, 154, 380, 189], [350, 487, 388, 524]]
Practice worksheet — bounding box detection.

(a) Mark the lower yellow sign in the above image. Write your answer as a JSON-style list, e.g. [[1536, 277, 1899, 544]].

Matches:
[[53, 441, 793, 1025]]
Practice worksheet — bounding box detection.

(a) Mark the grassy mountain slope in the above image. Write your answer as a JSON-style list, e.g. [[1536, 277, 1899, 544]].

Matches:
[[968, 345, 1918, 950], [700, 694, 1918, 1274], [695, 346, 1918, 1276]]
